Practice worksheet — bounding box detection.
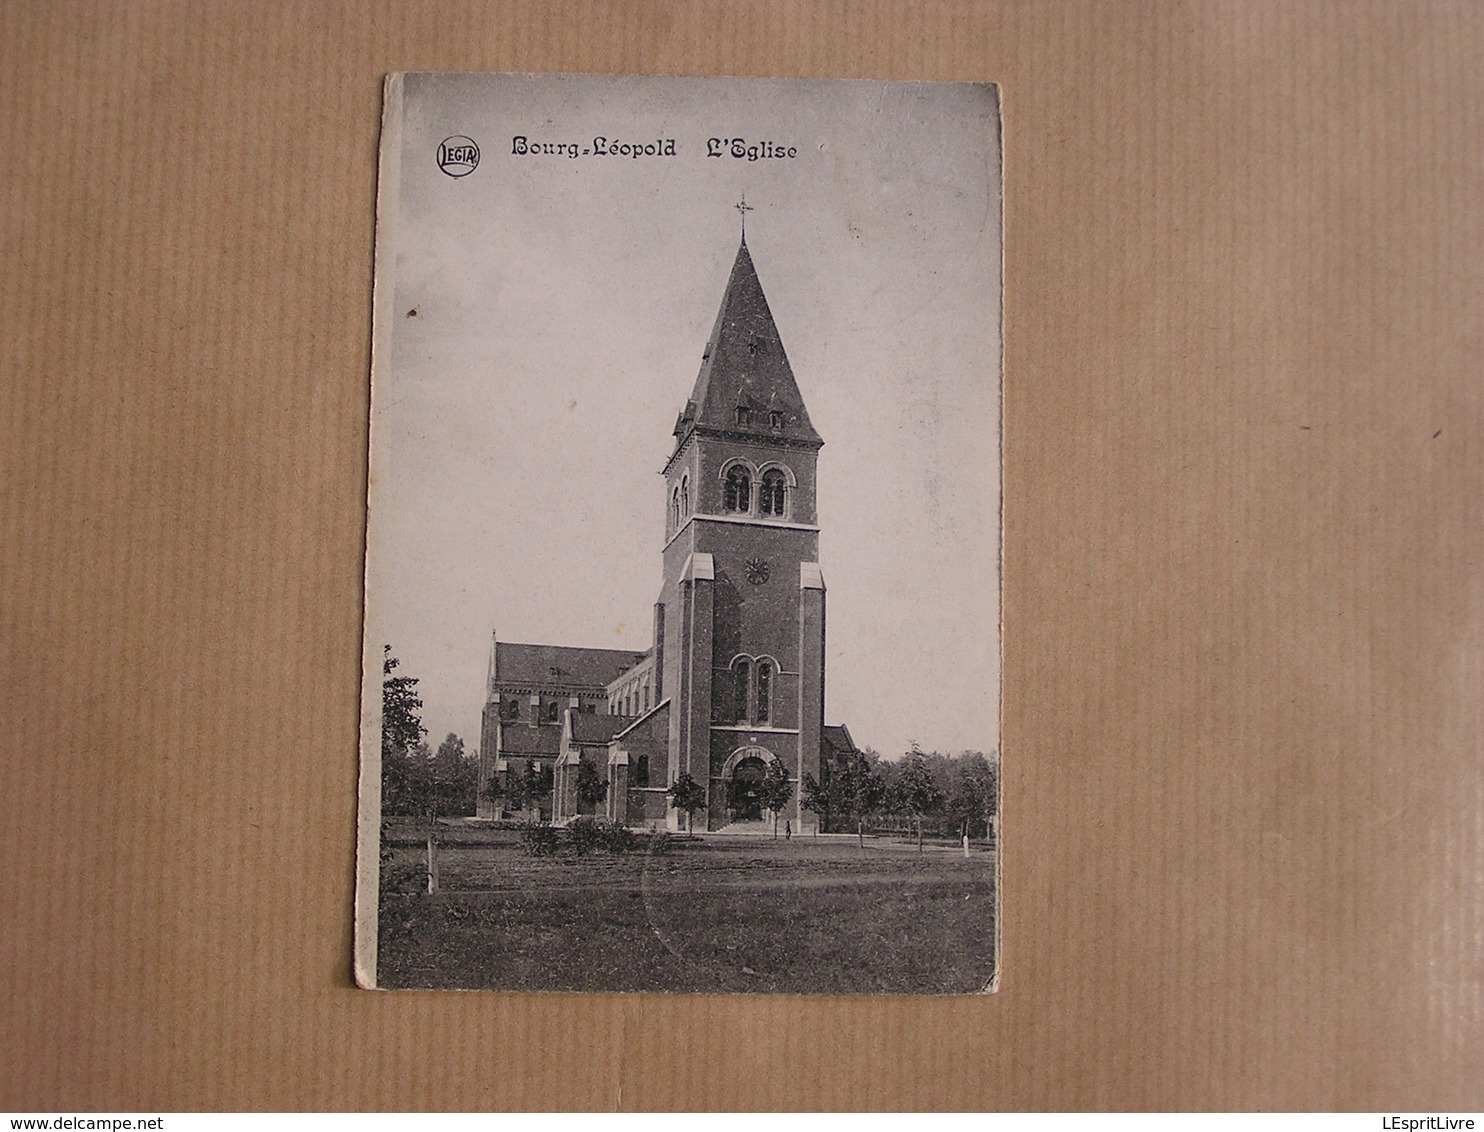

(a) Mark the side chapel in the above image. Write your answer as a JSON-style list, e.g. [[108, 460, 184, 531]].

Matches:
[[476, 231, 859, 833]]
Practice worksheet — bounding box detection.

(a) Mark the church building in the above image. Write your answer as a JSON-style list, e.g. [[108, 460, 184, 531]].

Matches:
[[476, 233, 860, 833]]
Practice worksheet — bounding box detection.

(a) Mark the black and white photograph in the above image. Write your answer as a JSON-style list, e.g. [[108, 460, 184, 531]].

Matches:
[[356, 72, 1003, 993]]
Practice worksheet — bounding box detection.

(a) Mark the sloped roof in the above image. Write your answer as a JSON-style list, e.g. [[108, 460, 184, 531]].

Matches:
[[569, 713, 633, 744], [493, 642, 647, 689], [615, 701, 669, 760], [822, 724, 858, 758], [673, 239, 822, 454], [498, 724, 562, 758]]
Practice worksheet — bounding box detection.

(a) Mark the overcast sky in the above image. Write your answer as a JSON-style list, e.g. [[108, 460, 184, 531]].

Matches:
[[364, 73, 1001, 761]]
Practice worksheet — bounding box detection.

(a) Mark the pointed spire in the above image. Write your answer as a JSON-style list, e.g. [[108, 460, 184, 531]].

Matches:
[[674, 237, 823, 455]]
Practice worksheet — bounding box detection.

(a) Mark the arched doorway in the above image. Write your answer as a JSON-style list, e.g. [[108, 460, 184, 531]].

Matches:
[[722, 745, 779, 824], [726, 755, 767, 820]]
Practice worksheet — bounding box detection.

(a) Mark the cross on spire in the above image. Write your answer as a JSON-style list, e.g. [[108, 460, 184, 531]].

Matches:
[[735, 193, 755, 240]]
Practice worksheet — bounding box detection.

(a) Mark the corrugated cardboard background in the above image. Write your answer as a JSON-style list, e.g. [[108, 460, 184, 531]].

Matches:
[[2, 0, 1480, 1112]]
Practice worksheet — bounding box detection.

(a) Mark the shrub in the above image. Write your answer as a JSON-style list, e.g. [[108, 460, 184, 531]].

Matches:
[[647, 830, 673, 856], [519, 822, 559, 857], [599, 821, 639, 855], [379, 840, 425, 894], [566, 816, 603, 856]]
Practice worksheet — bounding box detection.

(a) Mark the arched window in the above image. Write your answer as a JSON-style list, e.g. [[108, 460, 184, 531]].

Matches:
[[634, 754, 649, 788], [670, 487, 681, 531], [725, 465, 751, 512], [755, 660, 773, 723], [732, 657, 751, 722], [760, 469, 787, 517], [680, 475, 690, 517]]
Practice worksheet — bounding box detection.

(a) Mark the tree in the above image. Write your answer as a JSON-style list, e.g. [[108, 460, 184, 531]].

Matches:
[[380, 647, 428, 817], [381, 645, 425, 760], [481, 768, 505, 809], [530, 762, 554, 813], [382, 742, 426, 817], [890, 745, 944, 853], [756, 760, 794, 839], [831, 750, 886, 848], [387, 738, 439, 893], [800, 772, 830, 836], [431, 733, 477, 818], [667, 772, 707, 835], [575, 759, 609, 814], [504, 766, 528, 813], [945, 750, 997, 841], [507, 761, 553, 818]]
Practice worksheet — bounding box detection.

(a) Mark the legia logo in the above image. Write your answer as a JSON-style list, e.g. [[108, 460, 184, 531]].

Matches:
[[437, 136, 480, 177]]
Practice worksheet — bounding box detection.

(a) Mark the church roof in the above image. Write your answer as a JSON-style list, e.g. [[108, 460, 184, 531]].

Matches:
[[822, 724, 859, 758], [614, 701, 669, 760], [493, 641, 647, 690], [498, 725, 562, 758], [569, 713, 633, 744], [673, 238, 823, 454]]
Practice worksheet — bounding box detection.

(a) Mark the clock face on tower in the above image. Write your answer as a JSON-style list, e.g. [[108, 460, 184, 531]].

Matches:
[[744, 557, 771, 585]]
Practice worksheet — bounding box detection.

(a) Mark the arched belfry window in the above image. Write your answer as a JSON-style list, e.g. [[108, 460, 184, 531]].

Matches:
[[725, 465, 751, 513], [732, 657, 751, 723], [670, 486, 681, 531], [760, 469, 787, 517], [728, 655, 775, 725], [680, 475, 690, 517]]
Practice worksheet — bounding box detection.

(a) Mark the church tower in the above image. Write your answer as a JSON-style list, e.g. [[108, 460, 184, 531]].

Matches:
[[657, 234, 827, 833]]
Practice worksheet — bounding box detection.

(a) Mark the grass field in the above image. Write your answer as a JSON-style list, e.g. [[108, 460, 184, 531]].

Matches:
[[376, 829, 996, 994]]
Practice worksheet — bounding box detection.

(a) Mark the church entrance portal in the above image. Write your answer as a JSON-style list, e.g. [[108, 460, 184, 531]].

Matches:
[[726, 756, 767, 821]]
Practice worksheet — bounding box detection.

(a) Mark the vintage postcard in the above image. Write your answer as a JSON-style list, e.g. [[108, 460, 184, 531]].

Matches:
[[356, 72, 1002, 993]]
